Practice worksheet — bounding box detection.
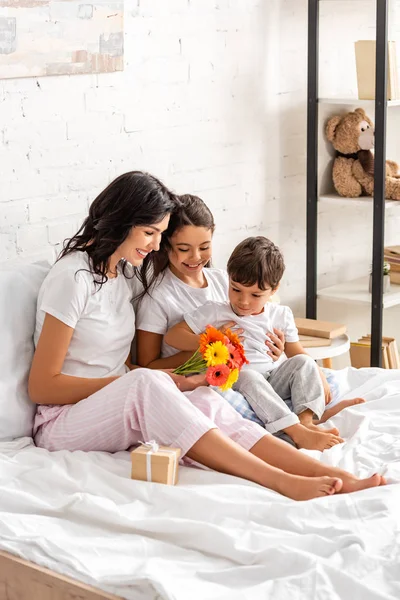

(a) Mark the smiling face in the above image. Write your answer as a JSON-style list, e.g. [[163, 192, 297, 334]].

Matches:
[[229, 279, 277, 317], [113, 214, 170, 268], [168, 225, 213, 280]]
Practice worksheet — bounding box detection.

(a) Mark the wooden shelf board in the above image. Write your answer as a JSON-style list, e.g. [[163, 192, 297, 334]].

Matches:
[[319, 193, 400, 208], [319, 97, 400, 107], [318, 276, 400, 308]]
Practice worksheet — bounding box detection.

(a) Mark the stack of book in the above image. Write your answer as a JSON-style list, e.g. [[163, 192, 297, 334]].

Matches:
[[350, 335, 400, 369], [355, 40, 400, 100], [295, 318, 347, 348], [384, 245, 400, 285]]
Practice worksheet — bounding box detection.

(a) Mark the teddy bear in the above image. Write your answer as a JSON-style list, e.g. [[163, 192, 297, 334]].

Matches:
[[325, 107, 400, 200]]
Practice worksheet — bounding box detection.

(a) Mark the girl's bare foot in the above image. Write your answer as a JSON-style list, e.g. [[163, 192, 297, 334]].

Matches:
[[285, 423, 343, 451], [316, 398, 366, 424], [303, 421, 340, 436], [277, 473, 343, 500]]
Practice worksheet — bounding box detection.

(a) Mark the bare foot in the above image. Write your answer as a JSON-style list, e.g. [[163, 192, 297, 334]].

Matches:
[[278, 473, 343, 500], [299, 411, 340, 436], [316, 398, 366, 424], [304, 421, 340, 436], [318, 464, 385, 493], [285, 424, 344, 451], [337, 473, 382, 494]]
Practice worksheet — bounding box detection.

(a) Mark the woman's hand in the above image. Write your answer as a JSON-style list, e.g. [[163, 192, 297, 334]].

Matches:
[[161, 370, 208, 392], [265, 328, 285, 362]]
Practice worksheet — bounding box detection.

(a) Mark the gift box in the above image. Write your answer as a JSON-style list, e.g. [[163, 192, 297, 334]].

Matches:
[[131, 441, 181, 485]]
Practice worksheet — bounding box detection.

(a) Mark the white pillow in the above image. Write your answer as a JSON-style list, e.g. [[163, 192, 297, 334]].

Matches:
[[0, 262, 50, 440]]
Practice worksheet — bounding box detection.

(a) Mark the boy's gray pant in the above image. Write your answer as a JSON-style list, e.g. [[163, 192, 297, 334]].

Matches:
[[233, 355, 325, 434]]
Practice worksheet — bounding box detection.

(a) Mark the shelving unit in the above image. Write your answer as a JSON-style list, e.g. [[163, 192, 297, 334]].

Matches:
[[307, 0, 390, 367]]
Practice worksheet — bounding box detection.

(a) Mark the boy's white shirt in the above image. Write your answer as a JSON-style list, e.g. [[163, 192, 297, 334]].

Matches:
[[184, 300, 299, 373], [136, 267, 229, 358]]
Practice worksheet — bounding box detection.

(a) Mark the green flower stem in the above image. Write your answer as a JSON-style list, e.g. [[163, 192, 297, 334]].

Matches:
[[173, 350, 207, 375]]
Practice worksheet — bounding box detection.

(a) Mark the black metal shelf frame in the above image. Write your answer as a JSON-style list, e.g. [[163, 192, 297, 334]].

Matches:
[[306, 0, 388, 368]]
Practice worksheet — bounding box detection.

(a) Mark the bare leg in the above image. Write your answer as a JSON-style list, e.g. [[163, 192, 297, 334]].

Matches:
[[316, 398, 366, 424], [187, 429, 343, 500], [249, 434, 384, 493]]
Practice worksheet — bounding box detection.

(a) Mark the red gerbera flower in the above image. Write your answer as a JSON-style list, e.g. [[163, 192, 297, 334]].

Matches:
[[206, 364, 230, 387]]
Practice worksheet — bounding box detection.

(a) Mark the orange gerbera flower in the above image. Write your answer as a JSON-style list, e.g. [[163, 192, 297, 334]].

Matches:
[[224, 328, 241, 348], [199, 325, 226, 355]]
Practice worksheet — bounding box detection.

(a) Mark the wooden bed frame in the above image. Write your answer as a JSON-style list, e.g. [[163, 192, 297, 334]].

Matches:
[[0, 550, 121, 600]]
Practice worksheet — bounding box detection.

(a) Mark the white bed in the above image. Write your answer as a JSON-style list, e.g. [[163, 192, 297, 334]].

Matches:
[[1, 366, 400, 600]]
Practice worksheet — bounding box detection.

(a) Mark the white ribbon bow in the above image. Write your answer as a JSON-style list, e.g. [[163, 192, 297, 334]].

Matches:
[[139, 440, 177, 484]]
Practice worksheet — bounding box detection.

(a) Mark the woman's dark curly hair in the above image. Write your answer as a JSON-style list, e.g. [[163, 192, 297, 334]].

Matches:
[[58, 171, 175, 293], [151, 193, 215, 279]]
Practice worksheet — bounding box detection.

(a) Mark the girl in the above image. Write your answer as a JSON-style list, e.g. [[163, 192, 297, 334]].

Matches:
[[29, 172, 382, 501]]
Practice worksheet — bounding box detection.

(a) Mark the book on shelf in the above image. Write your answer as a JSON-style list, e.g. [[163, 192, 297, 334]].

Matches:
[[355, 40, 400, 100], [299, 335, 332, 348], [350, 335, 400, 369], [295, 318, 347, 340], [384, 245, 400, 258], [390, 271, 400, 285]]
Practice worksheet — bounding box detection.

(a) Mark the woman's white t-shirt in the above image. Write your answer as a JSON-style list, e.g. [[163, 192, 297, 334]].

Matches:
[[136, 267, 229, 358], [34, 252, 135, 378]]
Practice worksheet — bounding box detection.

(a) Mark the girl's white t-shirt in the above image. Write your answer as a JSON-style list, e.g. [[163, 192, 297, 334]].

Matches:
[[136, 267, 229, 358], [34, 252, 135, 378], [185, 300, 299, 373]]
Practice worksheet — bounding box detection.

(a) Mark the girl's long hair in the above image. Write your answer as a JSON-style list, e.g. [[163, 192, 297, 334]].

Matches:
[[59, 171, 175, 293], [150, 193, 215, 281]]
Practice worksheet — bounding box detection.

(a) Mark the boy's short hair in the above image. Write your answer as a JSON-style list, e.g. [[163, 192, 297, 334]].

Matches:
[[227, 236, 285, 290]]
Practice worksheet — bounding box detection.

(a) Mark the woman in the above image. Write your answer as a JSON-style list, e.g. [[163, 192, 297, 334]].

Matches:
[[29, 172, 382, 500], [136, 193, 285, 370]]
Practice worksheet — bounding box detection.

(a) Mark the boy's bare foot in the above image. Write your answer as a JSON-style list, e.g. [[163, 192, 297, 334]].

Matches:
[[277, 473, 343, 500], [285, 423, 343, 451], [316, 398, 366, 424]]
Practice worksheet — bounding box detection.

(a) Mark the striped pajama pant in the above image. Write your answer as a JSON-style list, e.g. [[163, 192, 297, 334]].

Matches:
[[33, 369, 267, 456]]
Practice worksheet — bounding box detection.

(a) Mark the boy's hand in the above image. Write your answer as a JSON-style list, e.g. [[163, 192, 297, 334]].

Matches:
[[319, 369, 332, 405], [266, 328, 285, 361]]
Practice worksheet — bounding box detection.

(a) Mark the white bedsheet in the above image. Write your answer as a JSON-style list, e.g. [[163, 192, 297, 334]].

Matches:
[[1, 367, 400, 600]]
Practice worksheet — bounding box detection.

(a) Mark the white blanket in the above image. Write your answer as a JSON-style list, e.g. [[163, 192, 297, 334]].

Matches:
[[1, 367, 400, 600]]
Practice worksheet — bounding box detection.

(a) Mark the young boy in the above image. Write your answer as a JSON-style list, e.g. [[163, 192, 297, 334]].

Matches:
[[165, 236, 349, 451]]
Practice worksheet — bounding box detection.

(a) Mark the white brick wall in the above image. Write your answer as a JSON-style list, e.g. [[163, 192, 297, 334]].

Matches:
[[2, 0, 400, 316]]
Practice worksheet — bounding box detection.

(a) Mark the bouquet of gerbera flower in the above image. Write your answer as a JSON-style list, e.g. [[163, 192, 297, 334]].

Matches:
[[173, 325, 248, 391]]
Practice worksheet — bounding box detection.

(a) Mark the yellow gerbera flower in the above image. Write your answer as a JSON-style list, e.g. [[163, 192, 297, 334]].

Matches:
[[204, 341, 229, 367], [219, 368, 239, 392]]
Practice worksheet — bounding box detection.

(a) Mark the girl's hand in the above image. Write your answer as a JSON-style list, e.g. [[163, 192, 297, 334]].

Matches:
[[266, 328, 285, 361], [162, 370, 208, 392], [220, 321, 244, 336], [319, 369, 332, 405]]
